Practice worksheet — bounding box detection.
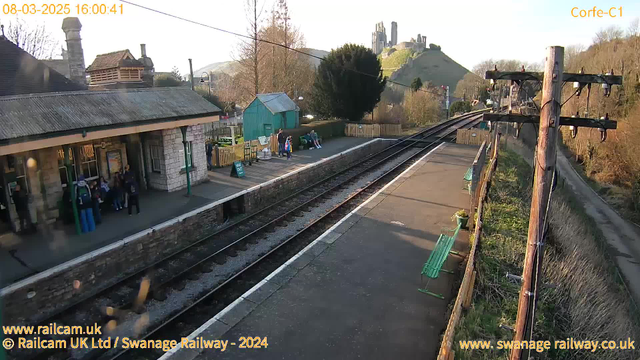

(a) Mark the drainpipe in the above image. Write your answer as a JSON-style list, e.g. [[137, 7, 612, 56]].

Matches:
[[180, 126, 191, 196], [64, 145, 81, 235]]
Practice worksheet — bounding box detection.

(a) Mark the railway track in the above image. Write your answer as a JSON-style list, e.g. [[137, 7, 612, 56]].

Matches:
[[6, 111, 485, 360]]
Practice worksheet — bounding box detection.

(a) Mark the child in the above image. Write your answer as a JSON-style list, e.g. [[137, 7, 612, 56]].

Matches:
[[112, 172, 123, 211], [284, 136, 293, 160], [90, 181, 102, 224]]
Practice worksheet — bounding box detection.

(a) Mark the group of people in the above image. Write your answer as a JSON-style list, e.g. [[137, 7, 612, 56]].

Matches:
[[276, 129, 321, 160], [62, 164, 141, 233], [277, 129, 293, 159]]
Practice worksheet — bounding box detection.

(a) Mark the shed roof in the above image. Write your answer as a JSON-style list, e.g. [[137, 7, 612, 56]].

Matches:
[[0, 87, 221, 142], [0, 35, 85, 96], [254, 93, 299, 114], [86, 50, 144, 72]]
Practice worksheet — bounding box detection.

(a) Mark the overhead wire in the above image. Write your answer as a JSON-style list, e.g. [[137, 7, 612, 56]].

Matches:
[[119, 0, 446, 97]]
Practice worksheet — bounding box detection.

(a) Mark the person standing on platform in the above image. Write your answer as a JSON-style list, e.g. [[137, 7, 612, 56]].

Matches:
[[123, 165, 134, 208], [284, 136, 293, 160], [206, 141, 213, 170], [90, 181, 102, 225], [277, 128, 286, 157], [76, 175, 95, 233], [112, 172, 123, 211], [127, 178, 141, 216], [12, 184, 34, 234]]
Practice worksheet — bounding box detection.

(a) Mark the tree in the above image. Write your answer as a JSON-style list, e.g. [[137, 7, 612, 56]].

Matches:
[[403, 89, 441, 125], [234, 0, 266, 99], [310, 44, 386, 122], [454, 73, 489, 101], [593, 25, 624, 44], [154, 74, 182, 87], [410, 77, 423, 92], [1, 18, 58, 59], [450, 101, 472, 114]]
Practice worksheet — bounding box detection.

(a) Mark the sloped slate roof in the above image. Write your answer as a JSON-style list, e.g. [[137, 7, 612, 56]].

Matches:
[[255, 93, 299, 114], [86, 50, 144, 72], [0, 36, 85, 96], [0, 88, 221, 142]]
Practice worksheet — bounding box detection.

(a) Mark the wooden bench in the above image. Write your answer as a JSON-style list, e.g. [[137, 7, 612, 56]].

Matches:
[[418, 225, 462, 299]]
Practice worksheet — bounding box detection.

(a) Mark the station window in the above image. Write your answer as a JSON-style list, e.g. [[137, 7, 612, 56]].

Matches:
[[181, 141, 193, 169], [79, 144, 99, 181], [150, 145, 162, 173], [58, 147, 77, 187], [14, 156, 29, 193]]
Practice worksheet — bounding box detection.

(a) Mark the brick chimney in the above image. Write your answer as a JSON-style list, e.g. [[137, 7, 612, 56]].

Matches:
[[61, 17, 86, 85]]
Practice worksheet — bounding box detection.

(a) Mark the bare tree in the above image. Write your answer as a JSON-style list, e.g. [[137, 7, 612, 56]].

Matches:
[[234, 0, 266, 100], [627, 17, 639, 38], [1, 18, 58, 59], [564, 44, 585, 71], [593, 25, 624, 44]]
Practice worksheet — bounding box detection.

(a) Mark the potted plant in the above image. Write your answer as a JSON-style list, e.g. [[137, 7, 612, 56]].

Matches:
[[452, 209, 469, 228]]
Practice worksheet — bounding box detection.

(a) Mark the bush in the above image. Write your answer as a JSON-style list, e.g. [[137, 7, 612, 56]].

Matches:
[[450, 100, 472, 114]]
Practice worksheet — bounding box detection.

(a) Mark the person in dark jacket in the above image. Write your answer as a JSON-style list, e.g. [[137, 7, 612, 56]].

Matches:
[[12, 184, 33, 233], [206, 142, 213, 170], [127, 179, 140, 216], [123, 165, 134, 208], [112, 172, 123, 211], [90, 181, 102, 224], [277, 129, 286, 157]]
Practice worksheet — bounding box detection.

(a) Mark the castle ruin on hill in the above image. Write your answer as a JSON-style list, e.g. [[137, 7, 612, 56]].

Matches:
[[371, 21, 427, 55]]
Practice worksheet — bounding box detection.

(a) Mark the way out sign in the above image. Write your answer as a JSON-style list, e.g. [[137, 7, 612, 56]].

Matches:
[[230, 161, 245, 178]]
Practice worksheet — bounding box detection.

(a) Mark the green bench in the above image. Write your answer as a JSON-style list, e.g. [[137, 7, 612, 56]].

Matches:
[[418, 225, 462, 299], [299, 135, 322, 149], [463, 167, 473, 194]]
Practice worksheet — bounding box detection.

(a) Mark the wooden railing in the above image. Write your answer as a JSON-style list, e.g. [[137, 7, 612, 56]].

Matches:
[[437, 134, 501, 360], [213, 134, 279, 168], [344, 123, 402, 137]]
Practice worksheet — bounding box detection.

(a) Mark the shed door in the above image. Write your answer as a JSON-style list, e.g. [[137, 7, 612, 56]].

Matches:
[[263, 124, 273, 136]]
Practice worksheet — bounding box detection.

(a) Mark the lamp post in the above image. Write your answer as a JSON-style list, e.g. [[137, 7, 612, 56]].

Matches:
[[180, 126, 191, 197], [200, 72, 211, 97]]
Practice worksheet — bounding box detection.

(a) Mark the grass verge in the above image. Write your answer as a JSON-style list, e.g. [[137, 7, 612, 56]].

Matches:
[[453, 149, 639, 360]]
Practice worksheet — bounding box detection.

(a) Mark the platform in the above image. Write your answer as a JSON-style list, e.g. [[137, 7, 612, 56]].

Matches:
[[0, 137, 372, 288], [165, 143, 479, 360]]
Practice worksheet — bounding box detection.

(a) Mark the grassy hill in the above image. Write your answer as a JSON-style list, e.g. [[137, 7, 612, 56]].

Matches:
[[380, 49, 417, 78], [382, 48, 470, 93]]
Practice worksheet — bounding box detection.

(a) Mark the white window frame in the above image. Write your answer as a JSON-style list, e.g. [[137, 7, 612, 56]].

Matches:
[[78, 144, 99, 181], [150, 145, 162, 173], [181, 141, 193, 169], [57, 147, 77, 188]]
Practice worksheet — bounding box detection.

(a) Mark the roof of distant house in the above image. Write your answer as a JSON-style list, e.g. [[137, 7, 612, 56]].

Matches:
[[0, 35, 85, 96], [86, 50, 144, 72], [253, 93, 299, 114], [0, 87, 221, 142]]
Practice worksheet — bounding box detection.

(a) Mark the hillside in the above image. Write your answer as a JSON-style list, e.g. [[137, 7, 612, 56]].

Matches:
[[384, 49, 470, 93]]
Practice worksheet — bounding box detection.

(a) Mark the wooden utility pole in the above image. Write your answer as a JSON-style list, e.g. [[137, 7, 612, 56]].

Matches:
[[511, 46, 563, 360]]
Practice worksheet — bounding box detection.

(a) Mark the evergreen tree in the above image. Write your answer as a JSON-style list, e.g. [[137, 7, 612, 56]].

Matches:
[[410, 77, 423, 92], [310, 44, 386, 122]]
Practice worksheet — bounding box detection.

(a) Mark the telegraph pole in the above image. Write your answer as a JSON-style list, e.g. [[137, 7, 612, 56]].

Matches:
[[511, 46, 563, 360]]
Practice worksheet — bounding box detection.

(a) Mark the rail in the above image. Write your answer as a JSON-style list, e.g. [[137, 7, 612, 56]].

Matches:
[[108, 112, 487, 360], [13, 112, 483, 360]]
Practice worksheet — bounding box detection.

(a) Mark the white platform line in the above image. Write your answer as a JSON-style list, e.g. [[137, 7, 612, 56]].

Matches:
[[159, 142, 446, 359], [1, 139, 389, 297]]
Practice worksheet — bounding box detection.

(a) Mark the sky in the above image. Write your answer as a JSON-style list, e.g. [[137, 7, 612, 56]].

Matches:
[[5, 0, 640, 75]]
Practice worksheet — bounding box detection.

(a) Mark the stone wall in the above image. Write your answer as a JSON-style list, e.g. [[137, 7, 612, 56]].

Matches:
[[162, 125, 207, 192], [0, 139, 391, 325]]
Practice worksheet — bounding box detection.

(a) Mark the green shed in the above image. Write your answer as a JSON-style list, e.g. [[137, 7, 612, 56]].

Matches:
[[243, 92, 299, 140]]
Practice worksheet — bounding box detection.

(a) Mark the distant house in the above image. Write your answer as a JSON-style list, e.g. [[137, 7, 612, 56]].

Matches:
[[243, 93, 299, 140]]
